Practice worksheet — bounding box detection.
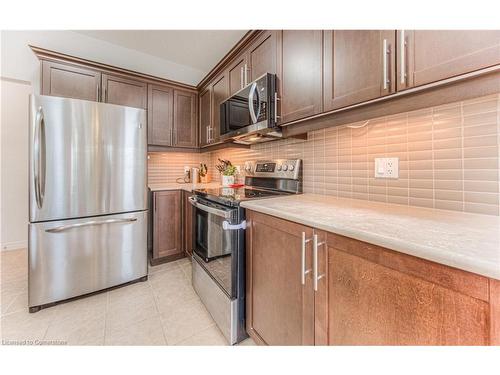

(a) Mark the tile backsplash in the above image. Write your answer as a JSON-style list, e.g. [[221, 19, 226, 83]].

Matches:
[[149, 93, 500, 216]]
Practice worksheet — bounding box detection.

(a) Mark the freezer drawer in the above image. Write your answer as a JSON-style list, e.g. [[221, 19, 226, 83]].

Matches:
[[29, 95, 147, 222], [29, 211, 147, 308]]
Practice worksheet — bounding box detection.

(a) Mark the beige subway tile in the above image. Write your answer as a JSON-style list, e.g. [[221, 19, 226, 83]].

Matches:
[[463, 158, 498, 170], [463, 135, 497, 148], [369, 194, 388, 203], [407, 123, 433, 134], [463, 123, 497, 137], [435, 190, 463, 202], [409, 188, 433, 199], [387, 178, 409, 188], [432, 117, 462, 130], [352, 183, 368, 193], [463, 97, 498, 116], [433, 103, 461, 120], [464, 191, 499, 205], [434, 169, 463, 180], [434, 159, 463, 170], [464, 202, 499, 216], [352, 192, 369, 200], [464, 146, 498, 159], [367, 145, 386, 155], [433, 138, 462, 150], [407, 108, 433, 124], [435, 200, 463, 212], [409, 197, 434, 208], [369, 178, 387, 187], [387, 187, 409, 197], [434, 179, 463, 191], [433, 148, 462, 160], [464, 169, 498, 181], [409, 169, 433, 180], [408, 150, 433, 161], [387, 195, 409, 205], [338, 190, 353, 198], [368, 185, 386, 195], [432, 127, 462, 140], [408, 140, 432, 152], [464, 180, 499, 193], [409, 160, 433, 170]]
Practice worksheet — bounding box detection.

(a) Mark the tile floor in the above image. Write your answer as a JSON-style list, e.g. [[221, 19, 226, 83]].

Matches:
[[0, 249, 255, 346]]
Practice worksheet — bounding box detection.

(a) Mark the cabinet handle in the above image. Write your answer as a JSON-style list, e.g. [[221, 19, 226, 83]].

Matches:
[[240, 66, 244, 89], [96, 84, 100, 101], [170, 128, 174, 146], [382, 39, 391, 91], [104, 86, 108, 102], [274, 92, 280, 124], [313, 234, 325, 292], [301, 232, 312, 285], [400, 30, 407, 85], [244, 63, 248, 86]]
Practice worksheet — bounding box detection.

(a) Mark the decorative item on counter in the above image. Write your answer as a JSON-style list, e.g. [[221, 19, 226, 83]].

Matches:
[[199, 163, 209, 183], [191, 167, 200, 183], [216, 158, 237, 186]]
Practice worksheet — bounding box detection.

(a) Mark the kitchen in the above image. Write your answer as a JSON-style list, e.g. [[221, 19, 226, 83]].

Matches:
[[1, 2, 500, 374]]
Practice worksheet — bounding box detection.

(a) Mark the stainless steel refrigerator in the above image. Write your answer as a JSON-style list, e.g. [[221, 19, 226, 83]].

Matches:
[[28, 95, 148, 312]]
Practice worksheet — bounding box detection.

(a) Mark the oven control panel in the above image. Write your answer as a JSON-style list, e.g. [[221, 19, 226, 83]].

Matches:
[[245, 159, 301, 180]]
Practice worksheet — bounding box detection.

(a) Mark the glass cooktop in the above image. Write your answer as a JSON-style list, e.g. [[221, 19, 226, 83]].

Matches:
[[193, 186, 290, 207]]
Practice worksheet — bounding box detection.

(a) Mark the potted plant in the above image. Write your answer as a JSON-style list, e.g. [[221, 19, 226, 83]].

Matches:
[[199, 163, 209, 183], [216, 159, 236, 186]]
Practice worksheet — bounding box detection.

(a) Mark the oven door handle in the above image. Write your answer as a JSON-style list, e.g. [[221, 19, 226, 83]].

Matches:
[[188, 196, 231, 219]]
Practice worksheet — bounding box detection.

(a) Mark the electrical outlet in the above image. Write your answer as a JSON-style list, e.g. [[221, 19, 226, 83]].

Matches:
[[374, 157, 399, 179]]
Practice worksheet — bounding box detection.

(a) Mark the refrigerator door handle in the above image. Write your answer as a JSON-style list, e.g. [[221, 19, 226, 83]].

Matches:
[[33, 106, 46, 209], [45, 217, 138, 233]]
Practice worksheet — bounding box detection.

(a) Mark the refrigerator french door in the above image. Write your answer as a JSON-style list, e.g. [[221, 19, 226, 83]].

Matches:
[[28, 95, 148, 312]]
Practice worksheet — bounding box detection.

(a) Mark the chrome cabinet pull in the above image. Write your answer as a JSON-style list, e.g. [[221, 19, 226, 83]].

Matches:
[[301, 232, 312, 285], [240, 66, 244, 89], [96, 84, 100, 101], [274, 92, 280, 124], [244, 63, 248, 86], [382, 38, 391, 91], [46, 218, 138, 233], [313, 234, 326, 291], [400, 30, 407, 85]]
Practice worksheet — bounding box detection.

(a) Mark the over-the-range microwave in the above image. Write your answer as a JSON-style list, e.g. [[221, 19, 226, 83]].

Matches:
[[219, 73, 282, 145]]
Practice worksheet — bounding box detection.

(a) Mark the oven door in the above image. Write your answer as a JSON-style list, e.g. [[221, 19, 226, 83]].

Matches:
[[189, 196, 238, 262]]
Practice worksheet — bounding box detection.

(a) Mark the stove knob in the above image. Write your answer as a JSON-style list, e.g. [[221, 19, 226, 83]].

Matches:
[[289, 165, 295, 171], [277, 164, 282, 171], [282, 165, 288, 171]]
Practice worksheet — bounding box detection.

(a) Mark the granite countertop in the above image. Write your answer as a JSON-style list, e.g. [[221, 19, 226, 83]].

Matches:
[[149, 182, 221, 192], [240, 194, 500, 280]]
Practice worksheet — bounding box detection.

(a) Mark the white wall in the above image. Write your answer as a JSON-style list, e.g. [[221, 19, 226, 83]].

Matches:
[[0, 78, 32, 250]]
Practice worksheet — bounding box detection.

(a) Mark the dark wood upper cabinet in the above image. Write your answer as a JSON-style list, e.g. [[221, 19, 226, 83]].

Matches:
[[173, 90, 197, 148], [152, 190, 183, 261], [199, 87, 212, 147], [210, 73, 228, 144], [398, 30, 500, 91], [102, 73, 147, 109], [280, 30, 323, 124], [246, 211, 315, 345], [227, 54, 248, 96], [148, 84, 173, 147], [246, 30, 279, 82], [323, 30, 396, 111], [41, 61, 101, 101]]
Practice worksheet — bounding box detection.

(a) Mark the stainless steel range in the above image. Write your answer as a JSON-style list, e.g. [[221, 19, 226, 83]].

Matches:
[[189, 159, 302, 344]]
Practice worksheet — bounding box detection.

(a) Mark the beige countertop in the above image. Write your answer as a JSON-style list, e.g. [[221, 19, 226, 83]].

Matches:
[[241, 194, 500, 280], [149, 182, 221, 192]]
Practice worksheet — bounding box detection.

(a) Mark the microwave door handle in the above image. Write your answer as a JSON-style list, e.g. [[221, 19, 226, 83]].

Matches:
[[188, 196, 231, 219], [248, 82, 258, 124]]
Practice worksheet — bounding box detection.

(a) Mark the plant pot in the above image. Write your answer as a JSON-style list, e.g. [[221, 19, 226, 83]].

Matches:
[[221, 175, 235, 187], [200, 175, 210, 183]]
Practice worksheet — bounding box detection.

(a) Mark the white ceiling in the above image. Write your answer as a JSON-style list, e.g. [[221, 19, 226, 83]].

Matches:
[[74, 30, 248, 83]]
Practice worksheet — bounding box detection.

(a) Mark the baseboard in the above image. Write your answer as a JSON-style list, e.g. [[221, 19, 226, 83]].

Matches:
[[1, 241, 28, 251]]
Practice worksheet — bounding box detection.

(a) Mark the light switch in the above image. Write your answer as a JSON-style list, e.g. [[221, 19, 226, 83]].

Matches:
[[374, 157, 399, 179]]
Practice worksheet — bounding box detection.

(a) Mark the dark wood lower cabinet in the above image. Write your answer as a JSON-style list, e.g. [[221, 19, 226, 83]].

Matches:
[[246, 210, 499, 346], [151, 190, 183, 264], [183, 191, 194, 256]]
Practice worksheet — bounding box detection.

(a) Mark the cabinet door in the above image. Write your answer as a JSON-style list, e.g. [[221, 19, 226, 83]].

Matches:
[[147, 84, 173, 147], [246, 211, 315, 345], [102, 74, 147, 109], [211, 73, 228, 144], [398, 30, 500, 90], [280, 30, 323, 124], [320, 234, 489, 345], [199, 87, 211, 147], [183, 191, 194, 256], [227, 54, 247, 96], [323, 30, 396, 111], [247, 30, 278, 82], [153, 191, 182, 260], [41, 61, 101, 101], [173, 90, 197, 148]]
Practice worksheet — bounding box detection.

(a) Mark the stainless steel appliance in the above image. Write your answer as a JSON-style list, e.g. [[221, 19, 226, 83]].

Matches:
[[219, 73, 281, 145], [28, 95, 148, 312], [190, 159, 302, 344]]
